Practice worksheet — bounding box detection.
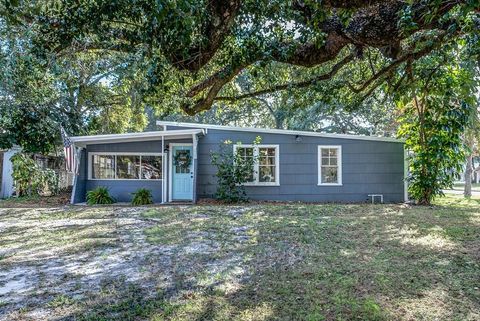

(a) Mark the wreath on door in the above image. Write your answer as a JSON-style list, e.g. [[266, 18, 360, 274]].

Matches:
[[173, 150, 192, 169]]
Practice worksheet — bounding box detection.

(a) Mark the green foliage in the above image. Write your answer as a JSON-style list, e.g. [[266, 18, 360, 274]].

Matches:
[[400, 99, 470, 204], [11, 153, 59, 197], [210, 136, 261, 203], [0, 22, 62, 153], [166, 68, 399, 136], [3, 0, 478, 117], [86, 187, 115, 205], [398, 49, 477, 205], [1, 0, 479, 203], [0, 18, 149, 153], [131, 188, 154, 205]]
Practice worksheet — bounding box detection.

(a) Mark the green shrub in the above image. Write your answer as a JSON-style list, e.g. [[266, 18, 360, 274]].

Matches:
[[131, 188, 153, 205], [210, 136, 261, 203], [11, 153, 59, 197], [398, 95, 469, 205], [86, 187, 115, 205]]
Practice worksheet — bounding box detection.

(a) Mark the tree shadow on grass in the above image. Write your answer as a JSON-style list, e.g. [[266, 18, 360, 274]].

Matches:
[[178, 203, 479, 321], [5, 203, 478, 321]]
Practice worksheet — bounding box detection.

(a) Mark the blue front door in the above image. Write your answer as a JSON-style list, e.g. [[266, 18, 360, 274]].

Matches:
[[171, 145, 194, 201]]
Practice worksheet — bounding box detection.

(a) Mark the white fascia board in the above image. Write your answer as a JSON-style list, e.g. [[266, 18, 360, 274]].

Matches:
[[71, 129, 204, 146], [156, 121, 404, 143]]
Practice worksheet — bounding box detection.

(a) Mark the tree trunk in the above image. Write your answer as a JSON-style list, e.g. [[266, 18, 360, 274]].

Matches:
[[464, 148, 473, 198]]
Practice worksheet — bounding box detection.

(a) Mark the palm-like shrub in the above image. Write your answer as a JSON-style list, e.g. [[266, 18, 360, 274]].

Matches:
[[86, 187, 115, 205], [131, 188, 153, 205]]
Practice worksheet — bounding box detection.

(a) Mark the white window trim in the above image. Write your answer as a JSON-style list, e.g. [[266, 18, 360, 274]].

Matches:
[[88, 152, 164, 181], [318, 145, 342, 186], [233, 144, 280, 186]]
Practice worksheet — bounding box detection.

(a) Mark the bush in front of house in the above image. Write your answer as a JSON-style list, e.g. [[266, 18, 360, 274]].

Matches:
[[131, 188, 153, 205], [86, 187, 115, 205], [210, 136, 261, 203]]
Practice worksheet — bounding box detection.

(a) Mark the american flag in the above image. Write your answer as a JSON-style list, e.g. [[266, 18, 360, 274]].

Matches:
[[60, 127, 76, 173]]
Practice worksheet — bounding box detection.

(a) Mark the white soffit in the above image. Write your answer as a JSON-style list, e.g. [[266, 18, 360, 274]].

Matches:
[[71, 129, 204, 146]]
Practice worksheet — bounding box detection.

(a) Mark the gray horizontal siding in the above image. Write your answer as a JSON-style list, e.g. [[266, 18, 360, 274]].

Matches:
[[73, 139, 186, 203], [72, 127, 405, 204], [85, 180, 163, 203], [196, 129, 405, 203], [197, 177, 403, 194]]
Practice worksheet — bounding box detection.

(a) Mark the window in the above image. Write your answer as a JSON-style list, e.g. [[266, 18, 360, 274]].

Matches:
[[92, 155, 115, 179], [141, 156, 162, 179], [173, 149, 191, 174], [258, 147, 277, 183], [234, 145, 279, 185], [236, 146, 255, 182], [89, 153, 163, 180], [117, 155, 140, 179], [318, 146, 342, 185]]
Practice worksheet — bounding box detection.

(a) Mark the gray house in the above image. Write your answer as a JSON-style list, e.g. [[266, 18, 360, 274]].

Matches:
[[70, 121, 407, 204]]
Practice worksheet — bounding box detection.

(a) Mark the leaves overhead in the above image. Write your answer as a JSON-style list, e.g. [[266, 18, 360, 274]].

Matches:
[[4, 0, 479, 115], [0, 15, 149, 153]]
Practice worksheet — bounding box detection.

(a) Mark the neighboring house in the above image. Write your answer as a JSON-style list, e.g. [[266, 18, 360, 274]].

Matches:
[[70, 121, 407, 204]]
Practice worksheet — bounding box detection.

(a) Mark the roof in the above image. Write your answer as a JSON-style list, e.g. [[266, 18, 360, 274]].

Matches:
[[71, 129, 204, 147], [156, 121, 404, 143]]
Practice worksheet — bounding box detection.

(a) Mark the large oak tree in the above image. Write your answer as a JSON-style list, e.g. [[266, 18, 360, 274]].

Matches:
[[3, 0, 479, 115]]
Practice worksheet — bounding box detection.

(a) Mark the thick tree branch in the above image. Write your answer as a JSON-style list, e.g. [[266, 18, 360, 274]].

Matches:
[[168, 0, 242, 71], [347, 33, 447, 94], [16, 0, 472, 115], [186, 63, 254, 98], [183, 63, 248, 115], [181, 0, 465, 113], [214, 53, 355, 102], [182, 0, 454, 71]]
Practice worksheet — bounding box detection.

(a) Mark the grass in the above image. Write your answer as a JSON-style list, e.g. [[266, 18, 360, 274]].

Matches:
[[0, 194, 479, 321], [453, 182, 480, 190], [0, 192, 71, 207]]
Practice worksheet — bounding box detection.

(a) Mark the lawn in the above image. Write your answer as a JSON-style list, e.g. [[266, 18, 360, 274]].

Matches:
[[453, 182, 480, 191], [0, 195, 479, 321]]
